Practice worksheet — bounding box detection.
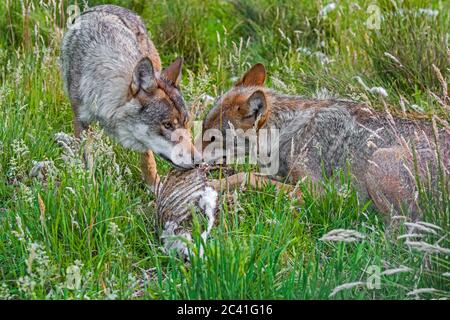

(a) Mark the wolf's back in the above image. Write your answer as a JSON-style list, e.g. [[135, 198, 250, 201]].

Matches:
[[60, 5, 161, 122]]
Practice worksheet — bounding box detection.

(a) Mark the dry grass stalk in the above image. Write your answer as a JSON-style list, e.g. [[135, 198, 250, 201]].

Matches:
[[319, 229, 366, 242]]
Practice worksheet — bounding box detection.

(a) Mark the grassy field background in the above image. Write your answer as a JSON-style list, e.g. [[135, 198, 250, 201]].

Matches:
[[0, 0, 449, 299]]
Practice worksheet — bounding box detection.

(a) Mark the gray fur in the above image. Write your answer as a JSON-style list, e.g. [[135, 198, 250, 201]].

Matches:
[[275, 99, 449, 215], [60, 5, 191, 165], [204, 84, 449, 216]]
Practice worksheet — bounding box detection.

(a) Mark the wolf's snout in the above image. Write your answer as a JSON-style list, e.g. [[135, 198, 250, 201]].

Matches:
[[163, 139, 203, 170]]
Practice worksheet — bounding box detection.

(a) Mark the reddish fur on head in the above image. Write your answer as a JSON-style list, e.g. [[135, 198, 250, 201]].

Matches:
[[234, 63, 266, 87], [201, 63, 270, 150]]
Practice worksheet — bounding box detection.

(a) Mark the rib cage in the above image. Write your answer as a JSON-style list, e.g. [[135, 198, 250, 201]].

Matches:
[[155, 167, 218, 258]]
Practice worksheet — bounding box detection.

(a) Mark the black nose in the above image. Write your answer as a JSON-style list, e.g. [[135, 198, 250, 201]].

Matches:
[[192, 154, 203, 167]]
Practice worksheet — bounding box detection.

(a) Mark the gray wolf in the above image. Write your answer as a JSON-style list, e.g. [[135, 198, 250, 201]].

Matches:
[[60, 5, 198, 188], [201, 63, 450, 218]]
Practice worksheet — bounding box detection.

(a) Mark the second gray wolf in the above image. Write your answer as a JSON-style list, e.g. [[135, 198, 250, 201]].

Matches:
[[201, 63, 450, 218]]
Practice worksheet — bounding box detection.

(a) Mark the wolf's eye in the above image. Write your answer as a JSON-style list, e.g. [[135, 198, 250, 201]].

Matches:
[[163, 121, 173, 130]]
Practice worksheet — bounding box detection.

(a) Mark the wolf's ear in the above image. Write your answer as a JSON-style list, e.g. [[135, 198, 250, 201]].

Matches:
[[162, 57, 183, 86], [131, 57, 156, 95], [247, 90, 267, 122], [234, 63, 266, 87]]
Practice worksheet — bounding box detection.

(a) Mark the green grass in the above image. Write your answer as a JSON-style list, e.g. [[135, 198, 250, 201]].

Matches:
[[0, 0, 449, 299]]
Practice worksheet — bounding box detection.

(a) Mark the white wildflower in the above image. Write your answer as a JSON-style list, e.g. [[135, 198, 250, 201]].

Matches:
[[319, 3, 337, 17], [26, 243, 39, 275], [11, 215, 26, 242], [0, 283, 13, 300], [314, 51, 332, 65], [7, 139, 30, 179], [266, 218, 279, 225], [54, 132, 79, 164], [66, 260, 83, 290], [296, 47, 312, 55], [19, 183, 34, 205], [105, 288, 118, 300], [418, 9, 438, 17], [108, 222, 122, 238], [354, 76, 388, 97], [29, 160, 57, 180], [368, 87, 388, 97], [200, 93, 215, 105], [337, 185, 351, 199], [17, 276, 36, 294]]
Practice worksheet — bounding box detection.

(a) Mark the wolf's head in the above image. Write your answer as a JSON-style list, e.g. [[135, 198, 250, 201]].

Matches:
[[119, 57, 200, 169], [200, 64, 270, 158]]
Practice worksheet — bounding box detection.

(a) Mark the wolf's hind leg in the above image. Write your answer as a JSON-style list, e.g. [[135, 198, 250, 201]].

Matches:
[[365, 147, 418, 220], [141, 150, 160, 193], [70, 98, 88, 140], [209, 172, 303, 201]]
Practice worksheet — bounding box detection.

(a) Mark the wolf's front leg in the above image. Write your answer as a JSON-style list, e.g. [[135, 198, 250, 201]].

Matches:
[[141, 150, 160, 193], [82, 127, 95, 174], [209, 172, 302, 201], [71, 100, 94, 174]]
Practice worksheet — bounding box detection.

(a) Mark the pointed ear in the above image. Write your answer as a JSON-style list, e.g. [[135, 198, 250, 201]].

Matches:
[[162, 57, 183, 86], [131, 57, 156, 95], [247, 90, 267, 120], [234, 63, 266, 87]]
